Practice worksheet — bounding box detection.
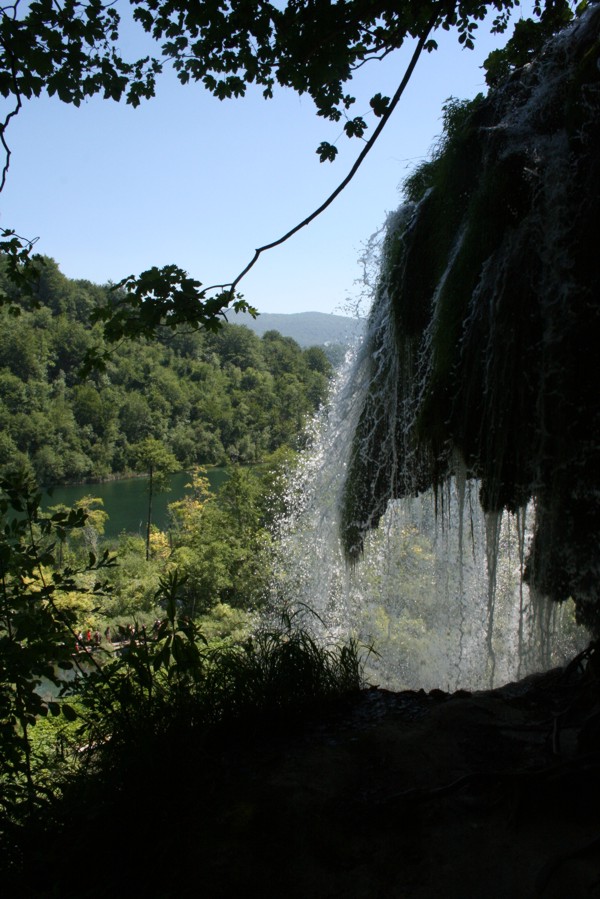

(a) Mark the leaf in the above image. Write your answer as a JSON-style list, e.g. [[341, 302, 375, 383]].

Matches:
[[343, 117, 366, 139], [369, 94, 390, 118], [61, 703, 78, 722], [171, 633, 187, 665], [316, 142, 338, 163], [153, 641, 172, 672]]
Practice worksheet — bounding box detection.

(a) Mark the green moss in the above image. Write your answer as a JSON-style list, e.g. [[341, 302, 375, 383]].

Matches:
[[341, 9, 600, 629]]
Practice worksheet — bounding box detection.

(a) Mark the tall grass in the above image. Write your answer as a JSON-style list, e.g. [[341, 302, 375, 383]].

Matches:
[[54, 608, 367, 790]]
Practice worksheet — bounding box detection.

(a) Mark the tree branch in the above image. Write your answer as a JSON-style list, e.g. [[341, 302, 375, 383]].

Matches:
[[207, 4, 443, 299], [0, 52, 22, 192], [351, 47, 397, 70]]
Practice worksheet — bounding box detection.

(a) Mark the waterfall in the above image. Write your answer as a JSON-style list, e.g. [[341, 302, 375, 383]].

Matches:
[[270, 7, 598, 690], [270, 327, 584, 692]]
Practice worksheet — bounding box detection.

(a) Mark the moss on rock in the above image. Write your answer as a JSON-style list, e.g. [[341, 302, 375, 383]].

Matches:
[[342, 8, 600, 632]]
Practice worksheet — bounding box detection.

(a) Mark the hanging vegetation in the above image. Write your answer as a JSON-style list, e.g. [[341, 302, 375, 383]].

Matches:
[[342, 8, 600, 632]]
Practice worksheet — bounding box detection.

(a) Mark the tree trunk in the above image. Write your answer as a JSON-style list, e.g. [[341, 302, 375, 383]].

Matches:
[[146, 465, 153, 561]]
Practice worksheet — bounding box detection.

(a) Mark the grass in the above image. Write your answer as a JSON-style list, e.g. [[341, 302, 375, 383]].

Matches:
[[2, 616, 367, 896]]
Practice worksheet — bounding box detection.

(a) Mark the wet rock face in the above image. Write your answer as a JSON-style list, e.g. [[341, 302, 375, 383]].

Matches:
[[342, 8, 600, 631]]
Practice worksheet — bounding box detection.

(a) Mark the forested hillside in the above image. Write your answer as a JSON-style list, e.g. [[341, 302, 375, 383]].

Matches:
[[0, 257, 331, 484]]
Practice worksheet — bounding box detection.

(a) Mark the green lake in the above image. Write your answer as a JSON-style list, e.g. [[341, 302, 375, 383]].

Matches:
[[42, 468, 229, 540]]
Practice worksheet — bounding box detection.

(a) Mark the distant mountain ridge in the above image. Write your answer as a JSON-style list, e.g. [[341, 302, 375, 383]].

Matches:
[[232, 310, 364, 347]]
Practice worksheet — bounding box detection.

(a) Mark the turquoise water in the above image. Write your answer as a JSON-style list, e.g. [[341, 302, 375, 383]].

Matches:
[[42, 468, 229, 539]]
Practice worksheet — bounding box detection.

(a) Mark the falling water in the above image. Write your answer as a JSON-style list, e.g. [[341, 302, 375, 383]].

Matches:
[[270, 338, 584, 692], [269, 8, 599, 690]]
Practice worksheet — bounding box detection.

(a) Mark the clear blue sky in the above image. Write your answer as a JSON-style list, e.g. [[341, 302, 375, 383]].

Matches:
[[0, 5, 532, 316]]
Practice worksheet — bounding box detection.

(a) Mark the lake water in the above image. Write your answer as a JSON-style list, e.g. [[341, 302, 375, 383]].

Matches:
[[42, 468, 229, 540]]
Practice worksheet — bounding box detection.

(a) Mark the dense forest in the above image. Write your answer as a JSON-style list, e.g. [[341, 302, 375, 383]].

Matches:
[[0, 256, 332, 485], [0, 256, 352, 880]]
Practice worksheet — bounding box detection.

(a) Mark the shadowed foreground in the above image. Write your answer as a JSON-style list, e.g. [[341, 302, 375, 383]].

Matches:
[[18, 651, 600, 898]]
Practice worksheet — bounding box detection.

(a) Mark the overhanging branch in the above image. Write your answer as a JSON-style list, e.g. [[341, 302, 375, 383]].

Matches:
[[207, 4, 443, 299], [0, 52, 22, 192]]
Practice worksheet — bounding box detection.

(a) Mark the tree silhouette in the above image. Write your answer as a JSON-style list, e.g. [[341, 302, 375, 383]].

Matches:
[[133, 438, 178, 560]]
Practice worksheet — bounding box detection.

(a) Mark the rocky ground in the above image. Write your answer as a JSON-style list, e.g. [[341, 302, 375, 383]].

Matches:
[[23, 649, 600, 899], [184, 662, 600, 899]]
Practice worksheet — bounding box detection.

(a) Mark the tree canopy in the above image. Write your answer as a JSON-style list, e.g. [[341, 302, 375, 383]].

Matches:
[[0, 256, 332, 485], [0, 0, 583, 349]]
